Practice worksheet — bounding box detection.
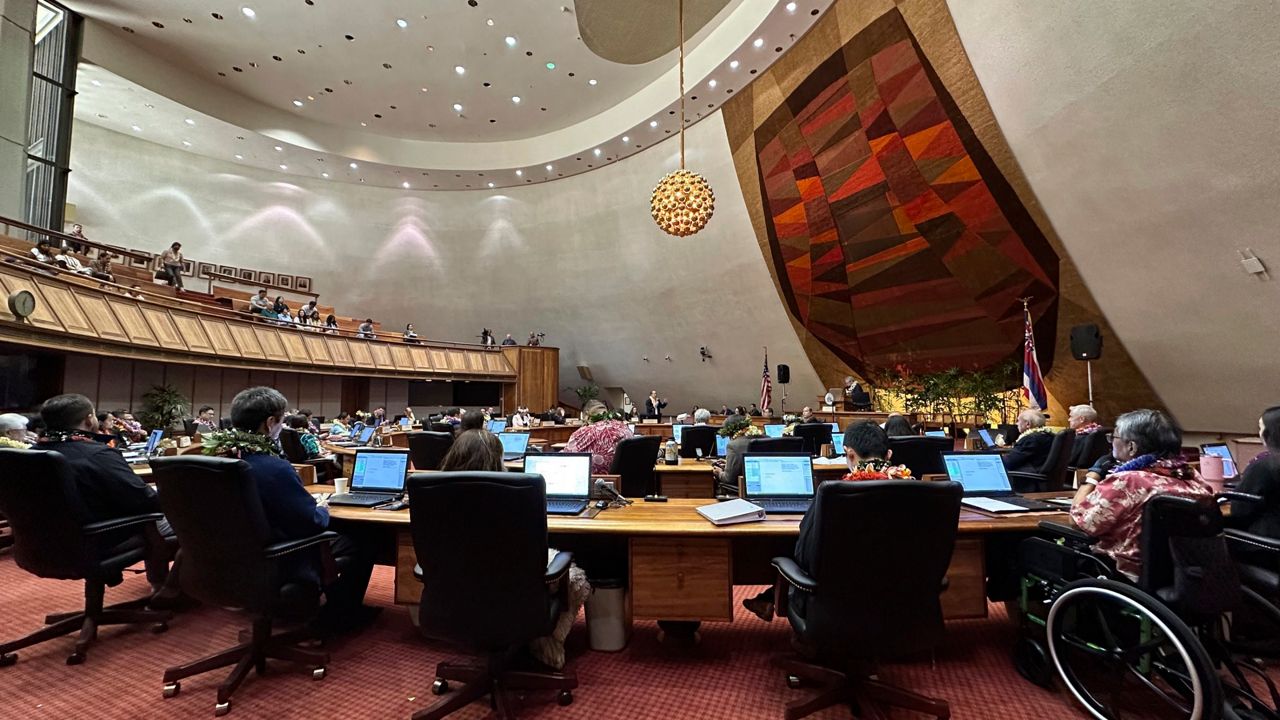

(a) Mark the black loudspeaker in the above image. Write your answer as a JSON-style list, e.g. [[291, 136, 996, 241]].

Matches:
[[777, 364, 791, 384], [1070, 324, 1103, 360]]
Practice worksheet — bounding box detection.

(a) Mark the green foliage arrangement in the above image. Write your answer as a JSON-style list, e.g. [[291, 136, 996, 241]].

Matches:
[[138, 384, 190, 431], [200, 428, 281, 458]]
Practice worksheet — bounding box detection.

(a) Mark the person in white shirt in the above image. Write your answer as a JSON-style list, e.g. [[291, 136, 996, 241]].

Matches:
[[403, 323, 420, 344], [158, 242, 185, 290], [511, 407, 532, 428], [56, 251, 94, 275], [31, 240, 57, 264], [357, 319, 375, 339], [249, 289, 272, 316]]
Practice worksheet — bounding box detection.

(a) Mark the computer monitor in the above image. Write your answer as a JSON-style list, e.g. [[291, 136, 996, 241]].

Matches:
[[672, 424, 685, 443], [524, 453, 592, 498], [942, 452, 1012, 494], [357, 426, 376, 445], [715, 434, 730, 457], [498, 432, 531, 455], [1200, 443, 1238, 478], [925, 429, 948, 438], [763, 424, 785, 438], [977, 428, 995, 447], [399, 417, 412, 429], [742, 454, 815, 498], [144, 428, 164, 455], [487, 419, 507, 433], [350, 450, 410, 492]]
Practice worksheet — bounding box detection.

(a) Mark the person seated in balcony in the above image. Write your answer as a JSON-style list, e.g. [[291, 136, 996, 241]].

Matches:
[[357, 318, 375, 340], [403, 323, 420, 344], [30, 240, 57, 264], [249, 289, 272, 317], [299, 299, 321, 324], [272, 295, 289, 317], [87, 251, 115, 282], [1002, 408, 1057, 473], [323, 314, 340, 334], [66, 223, 88, 253], [126, 284, 145, 300]]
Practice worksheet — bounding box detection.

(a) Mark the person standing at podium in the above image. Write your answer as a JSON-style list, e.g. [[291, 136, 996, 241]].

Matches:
[[645, 391, 667, 420]]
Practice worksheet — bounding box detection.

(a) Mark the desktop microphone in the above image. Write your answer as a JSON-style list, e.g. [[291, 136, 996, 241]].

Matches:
[[594, 478, 632, 506]]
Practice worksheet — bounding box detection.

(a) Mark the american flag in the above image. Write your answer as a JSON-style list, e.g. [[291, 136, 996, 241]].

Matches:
[[1022, 305, 1048, 410], [760, 350, 772, 412]]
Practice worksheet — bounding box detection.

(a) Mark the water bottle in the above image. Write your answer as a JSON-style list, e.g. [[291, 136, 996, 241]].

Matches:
[[664, 439, 678, 465]]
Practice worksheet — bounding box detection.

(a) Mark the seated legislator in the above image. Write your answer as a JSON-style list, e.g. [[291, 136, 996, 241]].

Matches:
[[0, 412, 33, 448], [1002, 408, 1056, 472], [692, 408, 712, 426], [742, 421, 912, 621], [798, 406, 822, 424], [713, 414, 762, 490], [328, 411, 354, 438], [438, 429, 591, 668], [440, 407, 462, 429], [1231, 405, 1280, 539], [194, 405, 219, 434], [1070, 409, 1212, 580], [213, 387, 378, 634], [564, 400, 634, 475], [883, 413, 914, 437], [285, 415, 335, 461], [460, 409, 485, 432], [511, 406, 533, 429], [1067, 403, 1105, 466], [36, 394, 176, 590]]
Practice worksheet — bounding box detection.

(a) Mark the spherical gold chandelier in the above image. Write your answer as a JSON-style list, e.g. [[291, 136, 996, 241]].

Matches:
[[651, 0, 714, 237]]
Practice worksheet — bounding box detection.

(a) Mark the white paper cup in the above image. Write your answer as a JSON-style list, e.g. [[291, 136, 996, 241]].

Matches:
[[334, 477, 350, 494]]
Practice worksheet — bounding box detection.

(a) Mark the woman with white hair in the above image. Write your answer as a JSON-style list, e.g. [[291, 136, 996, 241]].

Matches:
[[0, 413, 32, 448]]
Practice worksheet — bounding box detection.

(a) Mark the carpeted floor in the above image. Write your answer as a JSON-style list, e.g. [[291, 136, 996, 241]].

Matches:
[[0, 554, 1088, 719]]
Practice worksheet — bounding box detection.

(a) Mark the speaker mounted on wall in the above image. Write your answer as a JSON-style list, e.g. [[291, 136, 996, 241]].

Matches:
[[1069, 324, 1103, 361]]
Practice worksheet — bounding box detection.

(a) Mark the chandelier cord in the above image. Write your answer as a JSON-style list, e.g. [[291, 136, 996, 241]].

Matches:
[[678, 0, 685, 170]]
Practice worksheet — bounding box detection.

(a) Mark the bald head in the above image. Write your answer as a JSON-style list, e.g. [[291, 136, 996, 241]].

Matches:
[[1017, 408, 1046, 432]]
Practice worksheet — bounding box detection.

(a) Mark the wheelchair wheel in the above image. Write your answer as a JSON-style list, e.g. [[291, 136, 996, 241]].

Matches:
[[1047, 578, 1223, 720]]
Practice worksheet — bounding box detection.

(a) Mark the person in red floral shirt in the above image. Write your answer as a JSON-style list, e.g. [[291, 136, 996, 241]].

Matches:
[[564, 400, 634, 475], [1070, 409, 1211, 580]]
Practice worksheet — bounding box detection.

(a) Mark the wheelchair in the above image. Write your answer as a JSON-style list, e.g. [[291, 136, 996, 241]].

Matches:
[[1012, 493, 1280, 720]]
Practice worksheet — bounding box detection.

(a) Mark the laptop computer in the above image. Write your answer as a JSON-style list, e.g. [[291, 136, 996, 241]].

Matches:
[[487, 419, 507, 433], [672, 424, 685, 444], [925, 430, 948, 438], [525, 453, 592, 515], [399, 417, 412, 430], [715, 434, 729, 457], [741, 453, 815, 514], [332, 426, 376, 448], [327, 449, 410, 507], [498, 432, 532, 461], [942, 452, 1056, 513], [1200, 443, 1238, 478], [829, 432, 844, 457], [829, 422, 841, 435], [763, 424, 785, 438], [124, 429, 165, 463], [977, 428, 996, 448]]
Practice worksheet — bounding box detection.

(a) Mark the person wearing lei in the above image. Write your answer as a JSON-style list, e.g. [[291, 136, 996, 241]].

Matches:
[[1070, 409, 1211, 580], [843, 457, 913, 482], [713, 414, 763, 489]]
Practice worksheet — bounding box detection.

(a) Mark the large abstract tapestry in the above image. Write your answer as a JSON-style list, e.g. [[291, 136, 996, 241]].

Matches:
[[754, 9, 1058, 376]]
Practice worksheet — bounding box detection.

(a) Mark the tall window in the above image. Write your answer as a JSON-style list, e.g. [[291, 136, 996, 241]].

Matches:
[[25, 0, 80, 231]]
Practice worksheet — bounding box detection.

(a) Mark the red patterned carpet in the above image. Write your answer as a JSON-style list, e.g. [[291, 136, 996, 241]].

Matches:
[[0, 554, 1088, 720]]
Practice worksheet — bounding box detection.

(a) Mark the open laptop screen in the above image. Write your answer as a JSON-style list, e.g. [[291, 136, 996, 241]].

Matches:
[[977, 428, 995, 447], [144, 429, 164, 454], [943, 452, 1012, 493], [399, 417, 412, 429], [829, 422, 841, 435], [925, 430, 948, 438], [672, 425, 685, 443], [351, 451, 409, 492], [1200, 444, 1237, 478], [715, 435, 729, 457], [357, 426, 376, 444], [763, 424, 785, 438], [498, 433, 530, 454], [487, 419, 507, 433], [525, 454, 591, 498], [743, 454, 814, 497], [831, 432, 844, 453]]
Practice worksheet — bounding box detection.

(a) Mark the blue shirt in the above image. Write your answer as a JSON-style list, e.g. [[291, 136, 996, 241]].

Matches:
[[241, 453, 329, 541]]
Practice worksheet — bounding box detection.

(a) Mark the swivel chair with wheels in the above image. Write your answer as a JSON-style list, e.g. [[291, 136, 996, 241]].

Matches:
[[747, 437, 805, 454], [0, 449, 172, 666], [408, 431, 455, 471], [1007, 430, 1075, 493], [792, 424, 833, 457], [408, 472, 578, 719], [430, 422, 455, 434], [610, 435, 662, 497], [150, 456, 336, 716], [678, 425, 718, 459], [278, 427, 338, 483], [1068, 428, 1110, 471], [886, 436, 951, 478], [770, 480, 962, 720]]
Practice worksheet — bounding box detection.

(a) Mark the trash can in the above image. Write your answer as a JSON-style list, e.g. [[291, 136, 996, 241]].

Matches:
[[585, 578, 629, 652]]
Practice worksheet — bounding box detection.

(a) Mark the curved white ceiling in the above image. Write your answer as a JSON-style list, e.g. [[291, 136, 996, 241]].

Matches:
[[66, 0, 834, 182]]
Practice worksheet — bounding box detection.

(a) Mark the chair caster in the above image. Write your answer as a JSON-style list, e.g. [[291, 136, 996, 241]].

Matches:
[[1013, 636, 1053, 689], [66, 652, 85, 666], [0, 653, 16, 667], [214, 700, 231, 716], [786, 675, 802, 689], [312, 667, 327, 681], [163, 682, 181, 698], [431, 679, 449, 695], [557, 690, 573, 706], [152, 622, 169, 634]]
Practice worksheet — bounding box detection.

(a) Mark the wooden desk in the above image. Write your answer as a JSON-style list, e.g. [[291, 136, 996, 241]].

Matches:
[[312, 487, 1069, 628], [652, 457, 847, 498]]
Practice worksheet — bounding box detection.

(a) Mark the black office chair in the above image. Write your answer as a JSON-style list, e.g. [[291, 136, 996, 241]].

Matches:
[[220, 417, 233, 430], [182, 418, 198, 435], [430, 422, 455, 434], [771, 480, 962, 719], [886, 436, 951, 478], [610, 435, 663, 497], [792, 424, 833, 456], [150, 456, 335, 716], [1069, 428, 1109, 470], [1008, 430, 1076, 493], [408, 431, 455, 471], [678, 426, 718, 459], [0, 449, 172, 666], [278, 427, 337, 483], [746, 437, 805, 454], [408, 472, 577, 719]]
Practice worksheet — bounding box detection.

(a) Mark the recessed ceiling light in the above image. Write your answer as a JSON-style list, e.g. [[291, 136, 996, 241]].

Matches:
[[307, 95, 315, 101], [402, 181, 410, 189], [360, 121, 367, 126], [785, 1, 797, 11], [321, 172, 329, 178], [593, 148, 601, 156], [729, 59, 739, 69], [234, 154, 243, 159], [622, 135, 629, 142], [421, 87, 428, 93], [241, 7, 256, 19], [184, 118, 195, 125], [487, 182, 495, 188], [545, 164, 553, 171], [708, 79, 717, 89], [131, 125, 142, 132], [395, 18, 408, 28], [292, 99, 304, 107], [753, 37, 764, 48], [545, 62, 556, 70], [454, 65, 466, 75], [511, 95, 521, 104], [588, 79, 597, 86], [649, 120, 658, 128], [515, 169, 523, 176], [453, 103, 463, 112], [279, 164, 287, 170], [504, 35, 517, 47], [485, 18, 494, 26], [181, 140, 191, 146], [91, 79, 101, 87], [349, 162, 358, 169], [274, 145, 283, 151]]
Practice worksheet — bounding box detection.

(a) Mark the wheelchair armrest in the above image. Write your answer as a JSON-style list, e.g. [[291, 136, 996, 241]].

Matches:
[[1218, 491, 1264, 506], [264, 531, 339, 559], [82, 512, 165, 536], [1225, 529, 1280, 555], [1038, 520, 1098, 546]]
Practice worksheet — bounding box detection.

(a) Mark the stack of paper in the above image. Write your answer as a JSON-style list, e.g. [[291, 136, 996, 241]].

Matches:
[[697, 498, 766, 526]]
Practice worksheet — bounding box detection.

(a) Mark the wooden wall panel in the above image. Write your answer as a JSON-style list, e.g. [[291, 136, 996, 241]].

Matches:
[[410, 347, 432, 372], [130, 361, 166, 411], [255, 328, 288, 362], [192, 367, 223, 419], [171, 313, 215, 354], [348, 340, 373, 367], [302, 335, 332, 366], [247, 370, 274, 388], [165, 365, 196, 412], [329, 338, 353, 366], [275, 373, 300, 410], [297, 374, 324, 415], [368, 343, 392, 369], [201, 319, 238, 356], [109, 301, 158, 346], [390, 345, 413, 370], [140, 307, 186, 351], [221, 370, 249, 409], [369, 378, 387, 412], [39, 285, 95, 337], [76, 292, 128, 341], [385, 379, 409, 413], [97, 358, 134, 412], [278, 331, 308, 364], [227, 324, 264, 359], [430, 349, 448, 369], [63, 355, 100, 399], [321, 376, 342, 417]]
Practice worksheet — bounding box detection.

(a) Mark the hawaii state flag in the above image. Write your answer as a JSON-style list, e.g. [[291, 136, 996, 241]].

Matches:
[[1022, 306, 1048, 410]]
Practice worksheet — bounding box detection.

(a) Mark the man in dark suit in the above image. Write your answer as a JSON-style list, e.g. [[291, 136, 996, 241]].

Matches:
[[645, 390, 667, 419], [1002, 408, 1056, 473], [37, 394, 176, 591]]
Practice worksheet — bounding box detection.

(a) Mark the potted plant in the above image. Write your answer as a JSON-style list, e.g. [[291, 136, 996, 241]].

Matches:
[[139, 384, 190, 431], [573, 384, 600, 418]]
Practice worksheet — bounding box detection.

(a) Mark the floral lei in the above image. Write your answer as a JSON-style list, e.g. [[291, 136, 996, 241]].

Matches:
[[843, 459, 913, 481], [1074, 422, 1102, 436], [1019, 426, 1056, 438], [1110, 453, 1194, 480], [201, 429, 281, 458], [719, 417, 762, 440]]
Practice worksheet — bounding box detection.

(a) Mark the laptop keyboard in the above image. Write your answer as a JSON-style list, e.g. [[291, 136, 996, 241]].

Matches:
[[546, 499, 588, 515], [754, 499, 812, 514], [997, 496, 1056, 511], [329, 492, 396, 505]]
